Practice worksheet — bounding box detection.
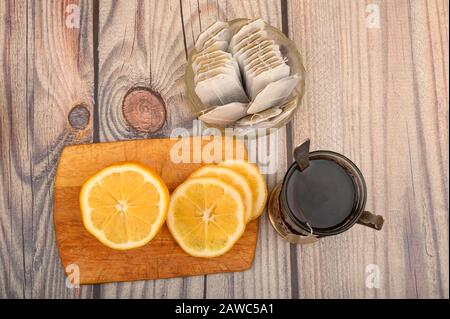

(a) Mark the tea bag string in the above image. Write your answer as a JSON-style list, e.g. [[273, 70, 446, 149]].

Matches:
[[211, 78, 227, 106], [205, 24, 222, 40], [256, 54, 269, 71], [244, 41, 262, 62], [304, 222, 315, 239], [286, 221, 317, 245], [294, 209, 316, 241], [247, 113, 264, 126], [239, 35, 253, 51], [241, 33, 260, 52], [202, 63, 217, 73]]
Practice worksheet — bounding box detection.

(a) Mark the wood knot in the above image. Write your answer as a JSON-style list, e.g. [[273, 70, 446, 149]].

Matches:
[[68, 104, 90, 130], [122, 87, 166, 133]]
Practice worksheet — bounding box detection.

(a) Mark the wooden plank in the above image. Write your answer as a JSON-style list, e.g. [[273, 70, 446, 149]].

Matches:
[[97, 0, 200, 298], [30, 0, 95, 298], [0, 0, 94, 298], [1, 0, 446, 299], [0, 0, 30, 298], [287, 0, 448, 298], [97, 0, 194, 142], [405, 0, 449, 298], [181, 0, 293, 298]]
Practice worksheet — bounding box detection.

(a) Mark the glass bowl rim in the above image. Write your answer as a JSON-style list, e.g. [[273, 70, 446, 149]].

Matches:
[[183, 17, 307, 130]]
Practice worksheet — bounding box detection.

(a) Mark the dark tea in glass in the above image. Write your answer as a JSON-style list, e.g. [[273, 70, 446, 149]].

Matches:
[[269, 148, 384, 244]]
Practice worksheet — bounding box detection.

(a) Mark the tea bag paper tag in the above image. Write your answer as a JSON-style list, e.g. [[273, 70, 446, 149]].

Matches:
[[247, 74, 300, 114], [229, 18, 266, 50], [247, 63, 290, 99], [285, 232, 319, 245], [195, 21, 229, 51], [237, 107, 282, 126], [198, 102, 248, 126], [253, 99, 297, 127]]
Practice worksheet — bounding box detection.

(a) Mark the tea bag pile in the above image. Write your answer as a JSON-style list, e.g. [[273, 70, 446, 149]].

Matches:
[[194, 18, 301, 127]]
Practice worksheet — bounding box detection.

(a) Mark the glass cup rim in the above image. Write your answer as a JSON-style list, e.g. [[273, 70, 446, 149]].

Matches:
[[183, 18, 307, 132], [281, 150, 368, 237]]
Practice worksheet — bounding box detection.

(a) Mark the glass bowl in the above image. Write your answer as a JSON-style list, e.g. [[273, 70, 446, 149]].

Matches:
[[184, 18, 306, 132]]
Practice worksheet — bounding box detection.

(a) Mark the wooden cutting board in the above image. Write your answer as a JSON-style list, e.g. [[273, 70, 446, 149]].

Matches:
[[54, 137, 258, 284]]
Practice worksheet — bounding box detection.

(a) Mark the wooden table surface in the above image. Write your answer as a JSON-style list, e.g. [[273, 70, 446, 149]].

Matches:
[[0, 0, 448, 299]]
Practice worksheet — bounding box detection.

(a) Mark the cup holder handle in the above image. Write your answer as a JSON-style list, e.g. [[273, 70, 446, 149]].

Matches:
[[357, 211, 384, 230]]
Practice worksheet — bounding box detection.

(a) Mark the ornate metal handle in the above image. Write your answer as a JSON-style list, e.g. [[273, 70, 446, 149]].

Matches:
[[357, 211, 384, 230]]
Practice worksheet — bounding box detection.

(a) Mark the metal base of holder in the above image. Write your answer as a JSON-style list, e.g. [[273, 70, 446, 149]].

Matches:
[[268, 184, 318, 245]]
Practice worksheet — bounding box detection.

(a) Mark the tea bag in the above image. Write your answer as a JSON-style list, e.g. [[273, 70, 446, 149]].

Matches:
[[244, 54, 283, 76], [229, 18, 266, 50], [244, 64, 275, 94], [280, 98, 297, 110], [195, 21, 229, 51], [234, 40, 275, 66], [202, 39, 229, 52], [235, 28, 267, 46], [194, 22, 249, 107], [196, 57, 240, 78], [193, 51, 232, 72], [244, 59, 284, 89], [249, 56, 285, 72], [242, 45, 282, 67], [192, 44, 227, 63], [236, 107, 282, 126], [246, 62, 291, 99], [251, 99, 298, 128], [199, 102, 248, 126], [196, 22, 232, 53], [195, 64, 241, 84], [195, 53, 240, 80], [206, 27, 232, 44], [247, 74, 300, 114], [194, 57, 228, 73], [195, 73, 249, 107], [238, 38, 288, 98], [230, 30, 268, 55], [192, 18, 300, 127]]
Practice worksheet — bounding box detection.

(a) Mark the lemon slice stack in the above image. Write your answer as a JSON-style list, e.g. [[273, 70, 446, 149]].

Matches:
[[167, 160, 268, 257], [79, 160, 267, 257]]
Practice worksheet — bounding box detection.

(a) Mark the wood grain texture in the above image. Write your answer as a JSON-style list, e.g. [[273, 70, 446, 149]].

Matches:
[[97, 0, 199, 298], [98, 0, 194, 142], [0, 0, 30, 298], [0, 0, 94, 298], [287, 0, 449, 298], [1, 0, 448, 299], [30, 0, 95, 298], [181, 0, 293, 298]]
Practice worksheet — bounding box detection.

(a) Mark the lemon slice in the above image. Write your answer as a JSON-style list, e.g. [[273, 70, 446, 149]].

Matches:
[[80, 163, 169, 250], [219, 160, 267, 220], [189, 165, 253, 223], [167, 177, 245, 257]]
